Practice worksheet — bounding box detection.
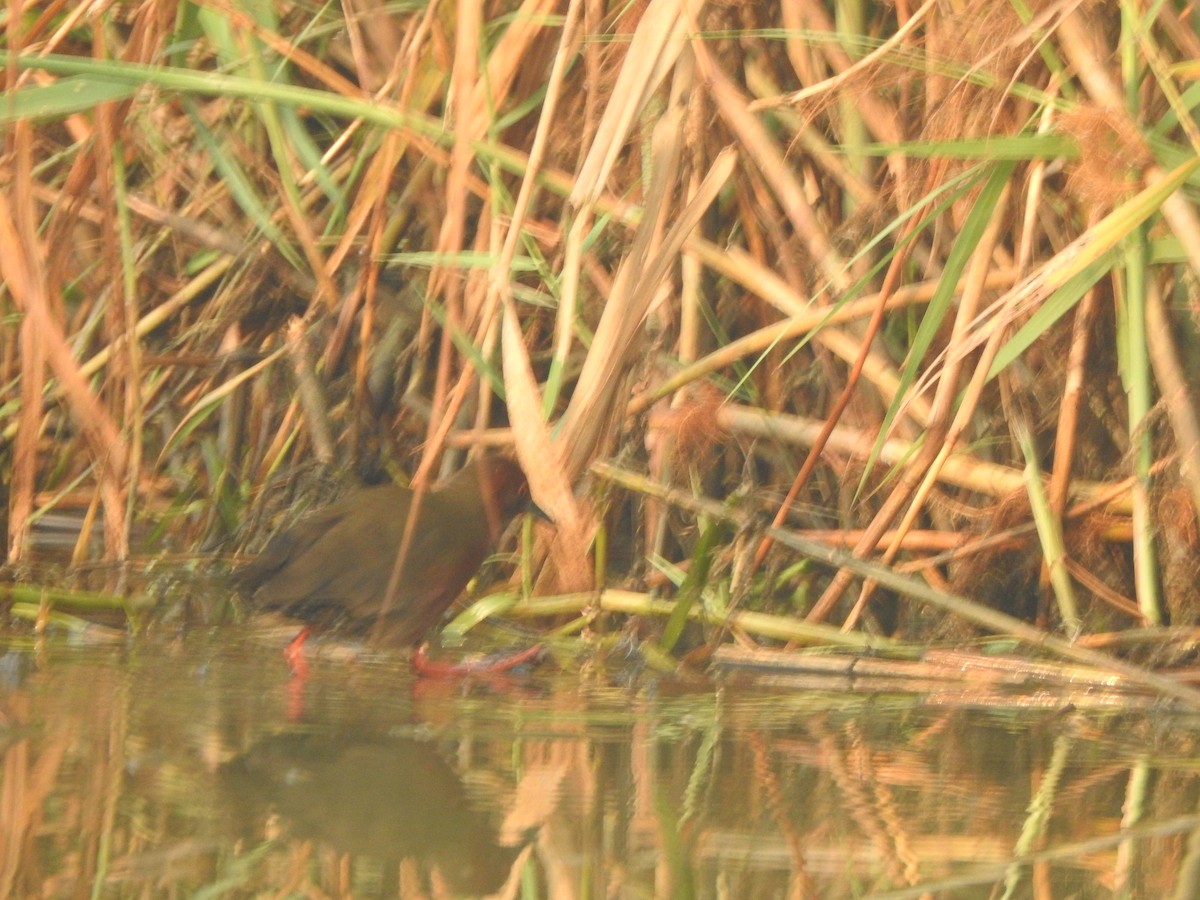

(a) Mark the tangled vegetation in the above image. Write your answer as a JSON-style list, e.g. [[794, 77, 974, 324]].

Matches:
[[3, 1, 1200, 696]]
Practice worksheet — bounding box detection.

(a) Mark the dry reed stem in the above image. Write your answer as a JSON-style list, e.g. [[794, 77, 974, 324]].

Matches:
[[324, 130, 406, 369], [550, 0, 701, 481], [694, 34, 848, 294], [921, 157, 1200, 398], [716, 405, 1133, 515], [559, 136, 736, 478], [751, 210, 923, 577], [3, 0, 1198, 649], [490, 0, 588, 589], [630, 245, 1018, 420], [9, 296, 42, 562], [462, 0, 559, 140], [1145, 281, 1200, 536], [714, 644, 1157, 693], [1042, 280, 1099, 582], [569, 0, 698, 209], [1, 130, 129, 558], [430, 0, 481, 310], [1062, 558, 1141, 621], [502, 300, 593, 593], [558, 106, 688, 475], [752, 0, 935, 114], [594, 462, 1200, 707], [340, 0, 404, 93], [836, 182, 1012, 627], [787, 0, 904, 162], [802, 529, 965, 552], [285, 319, 334, 465]]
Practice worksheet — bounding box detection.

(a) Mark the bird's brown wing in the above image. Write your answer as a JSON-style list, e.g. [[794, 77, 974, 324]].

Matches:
[[232, 475, 510, 643], [353, 503, 494, 643], [231, 499, 356, 594]]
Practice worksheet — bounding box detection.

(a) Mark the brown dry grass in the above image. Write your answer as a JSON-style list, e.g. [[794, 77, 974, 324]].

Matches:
[[3, 0, 1200, 678]]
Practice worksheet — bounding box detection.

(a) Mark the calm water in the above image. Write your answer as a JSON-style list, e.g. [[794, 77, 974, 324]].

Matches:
[[1, 630, 1198, 899]]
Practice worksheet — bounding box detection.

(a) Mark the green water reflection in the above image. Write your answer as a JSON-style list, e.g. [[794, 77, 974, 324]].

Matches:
[[1, 634, 1198, 898]]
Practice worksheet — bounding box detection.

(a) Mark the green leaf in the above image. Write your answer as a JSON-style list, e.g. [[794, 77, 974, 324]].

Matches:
[[852, 134, 1077, 160], [988, 257, 1112, 377], [0, 78, 137, 123], [860, 160, 1016, 491]]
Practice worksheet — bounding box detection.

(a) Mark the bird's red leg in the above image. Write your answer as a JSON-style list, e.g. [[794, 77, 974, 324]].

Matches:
[[284, 629, 312, 721], [285, 628, 311, 678], [411, 641, 544, 678]]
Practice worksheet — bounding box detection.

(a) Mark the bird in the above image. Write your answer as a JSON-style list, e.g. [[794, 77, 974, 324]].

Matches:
[[232, 456, 532, 651]]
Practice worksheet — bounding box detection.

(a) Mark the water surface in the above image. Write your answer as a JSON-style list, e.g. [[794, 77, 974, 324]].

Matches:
[[1, 631, 1197, 898]]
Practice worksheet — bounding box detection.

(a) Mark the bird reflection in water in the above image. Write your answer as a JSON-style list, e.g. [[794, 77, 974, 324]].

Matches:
[[220, 727, 526, 895]]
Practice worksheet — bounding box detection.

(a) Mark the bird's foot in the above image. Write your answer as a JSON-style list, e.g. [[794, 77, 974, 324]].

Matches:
[[410, 642, 544, 678]]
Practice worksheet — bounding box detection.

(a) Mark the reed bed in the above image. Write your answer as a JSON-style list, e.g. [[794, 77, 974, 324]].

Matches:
[[2, 1, 1200, 696]]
